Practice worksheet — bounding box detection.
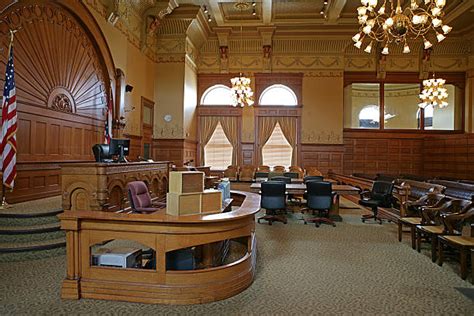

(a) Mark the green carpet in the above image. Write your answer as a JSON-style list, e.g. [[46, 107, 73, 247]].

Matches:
[[0, 202, 473, 314]]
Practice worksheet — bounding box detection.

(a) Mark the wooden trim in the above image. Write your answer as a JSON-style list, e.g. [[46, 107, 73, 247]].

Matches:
[[197, 106, 242, 116], [254, 106, 302, 117]]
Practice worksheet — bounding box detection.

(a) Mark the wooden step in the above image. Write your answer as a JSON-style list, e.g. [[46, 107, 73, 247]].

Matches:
[[0, 237, 66, 253], [0, 222, 60, 234]]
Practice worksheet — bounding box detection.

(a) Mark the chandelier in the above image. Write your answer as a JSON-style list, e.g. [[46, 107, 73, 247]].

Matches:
[[418, 75, 448, 109], [352, 0, 452, 55], [230, 1, 254, 107]]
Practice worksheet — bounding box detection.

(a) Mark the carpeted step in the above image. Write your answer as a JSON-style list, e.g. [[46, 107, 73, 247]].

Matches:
[[0, 237, 66, 253], [0, 229, 65, 243], [0, 211, 63, 227], [0, 222, 60, 234], [0, 208, 63, 218], [0, 246, 66, 262]]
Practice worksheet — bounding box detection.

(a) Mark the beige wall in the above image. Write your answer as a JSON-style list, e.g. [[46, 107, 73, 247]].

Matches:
[[301, 76, 344, 144], [183, 62, 198, 141], [154, 63, 185, 139], [88, 7, 155, 137]]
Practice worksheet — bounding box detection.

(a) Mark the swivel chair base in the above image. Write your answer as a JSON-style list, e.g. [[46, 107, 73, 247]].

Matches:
[[361, 208, 384, 224], [258, 211, 287, 225], [300, 208, 335, 227]]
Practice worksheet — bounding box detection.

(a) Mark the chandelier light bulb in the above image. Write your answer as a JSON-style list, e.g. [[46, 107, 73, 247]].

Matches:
[[354, 40, 363, 49], [385, 17, 394, 27], [368, 0, 378, 7], [432, 18, 442, 27], [378, 6, 385, 14], [411, 1, 419, 10], [424, 38, 432, 49], [436, 32, 445, 42], [357, 6, 368, 15], [363, 25, 372, 34], [352, 33, 362, 42], [361, 0, 369, 6], [403, 43, 410, 53], [382, 45, 389, 55], [442, 25, 452, 34], [364, 41, 373, 53], [436, 0, 446, 7], [412, 15, 421, 24]]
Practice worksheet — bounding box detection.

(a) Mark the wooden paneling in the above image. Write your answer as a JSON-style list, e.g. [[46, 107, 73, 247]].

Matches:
[[423, 134, 474, 180], [122, 134, 143, 161], [241, 142, 255, 166], [343, 131, 424, 176], [300, 144, 344, 175], [0, 1, 115, 203], [152, 139, 197, 166]]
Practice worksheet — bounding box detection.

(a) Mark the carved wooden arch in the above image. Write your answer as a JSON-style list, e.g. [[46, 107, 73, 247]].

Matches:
[[63, 180, 96, 211], [0, 0, 116, 118], [254, 73, 303, 106]]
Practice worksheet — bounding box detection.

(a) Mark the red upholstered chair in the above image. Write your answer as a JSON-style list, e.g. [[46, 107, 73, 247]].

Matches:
[[128, 181, 165, 213]]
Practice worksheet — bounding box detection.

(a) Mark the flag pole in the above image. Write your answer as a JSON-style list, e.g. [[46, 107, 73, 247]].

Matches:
[[0, 30, 16, 210]]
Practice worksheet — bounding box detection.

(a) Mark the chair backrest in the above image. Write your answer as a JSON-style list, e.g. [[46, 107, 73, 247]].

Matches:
[[289, 166, 304, 178], [304, 175, 324, 183], [283, 172, 299, 179], [273, 165, 286, 173], [128, 181, 152, 209], [305, 167, 323, 176], [257, 165, 270, 172], [371, 181, 394, 207], [92, 144, 111, 162], [270, 176, 291, 184], [306, 181, 332, 210], [261, 181, 286, 210]]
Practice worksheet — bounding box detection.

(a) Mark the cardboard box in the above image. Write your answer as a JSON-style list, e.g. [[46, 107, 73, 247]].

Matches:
[[201, 189, 222, 214], [169, 171, 204, 194], [166, 192, 201, 216]]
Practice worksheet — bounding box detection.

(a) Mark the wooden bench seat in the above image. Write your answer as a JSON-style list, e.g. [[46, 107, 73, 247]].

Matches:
[[416, 225, 445, 262], [398, 217, 422, 249], [438, 235, 474, 283]]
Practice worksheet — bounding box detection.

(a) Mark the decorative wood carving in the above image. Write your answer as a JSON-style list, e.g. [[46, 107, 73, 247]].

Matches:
[[0, 0, 116, 203]]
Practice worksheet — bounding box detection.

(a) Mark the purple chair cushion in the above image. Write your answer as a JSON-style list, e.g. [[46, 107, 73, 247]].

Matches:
[[128, 181, 153, 209]]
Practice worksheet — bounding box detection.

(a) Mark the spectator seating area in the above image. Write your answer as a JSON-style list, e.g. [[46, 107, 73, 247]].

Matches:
[[328, 171, 474, 283]]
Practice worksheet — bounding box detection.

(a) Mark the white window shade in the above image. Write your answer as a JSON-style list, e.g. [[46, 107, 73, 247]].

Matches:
[[259, 84, 297, 106], [262, 122, 292, 168], [204, 122, 233, 170], [201, 85, 233, 105]]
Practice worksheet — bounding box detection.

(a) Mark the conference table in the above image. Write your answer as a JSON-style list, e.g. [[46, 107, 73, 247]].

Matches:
[[250, 182, 360, 221]]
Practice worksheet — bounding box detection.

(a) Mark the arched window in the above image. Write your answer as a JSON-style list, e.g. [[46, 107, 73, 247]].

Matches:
[[417, 104, 433, 129], [259, 84, 298, 106], [262, 122, 292, 168], [201, 85, 233, 105], [358, 105, 380, 128], [204, 122, 233, 170]]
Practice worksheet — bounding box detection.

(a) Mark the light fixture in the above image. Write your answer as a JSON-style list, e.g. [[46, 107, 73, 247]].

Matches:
[[230, 1, 254, 107], [353, 0, 451, 55], [418, 74, 448, 109]]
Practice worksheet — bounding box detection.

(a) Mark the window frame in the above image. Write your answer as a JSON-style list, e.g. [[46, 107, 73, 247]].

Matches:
[[343, 72, 465, 133]]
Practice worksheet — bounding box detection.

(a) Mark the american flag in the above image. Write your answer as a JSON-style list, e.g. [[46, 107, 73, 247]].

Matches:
[[104, 90, 113, 144], [0, 44, 17, 189]]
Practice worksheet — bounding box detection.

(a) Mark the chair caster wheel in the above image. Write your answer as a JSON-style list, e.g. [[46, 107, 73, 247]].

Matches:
[[361, 219, 365, 223], [332, 224, 336, 227], [315, 224, 320, 227], [304, 221, 307, 225]]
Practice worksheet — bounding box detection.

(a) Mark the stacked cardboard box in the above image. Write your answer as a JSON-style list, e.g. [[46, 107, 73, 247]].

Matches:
[[166, 171, 222, 216]]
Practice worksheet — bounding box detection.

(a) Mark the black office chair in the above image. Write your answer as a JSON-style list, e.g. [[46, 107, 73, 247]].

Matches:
[[303, 176, 324, 183], [92, 144, 111, 162], [359, 181, 394, 224], [301, 181, 336, 227], [257, 181, 287, 225]]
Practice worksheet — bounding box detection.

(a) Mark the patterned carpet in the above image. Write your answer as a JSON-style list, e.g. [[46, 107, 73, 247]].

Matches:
[[0, 196, 473, 314]]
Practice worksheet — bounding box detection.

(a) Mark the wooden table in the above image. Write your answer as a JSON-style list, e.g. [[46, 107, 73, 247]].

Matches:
[[254, 178, 337, 184], [250, 183, 359, 221], [59, 190, 261, 304]]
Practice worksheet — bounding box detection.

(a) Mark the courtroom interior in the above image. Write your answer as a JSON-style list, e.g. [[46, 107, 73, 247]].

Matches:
[[1, 0, 474, 314]]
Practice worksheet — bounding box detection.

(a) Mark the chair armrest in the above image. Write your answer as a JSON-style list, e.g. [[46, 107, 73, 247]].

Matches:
[[360, 190, 371, 199]]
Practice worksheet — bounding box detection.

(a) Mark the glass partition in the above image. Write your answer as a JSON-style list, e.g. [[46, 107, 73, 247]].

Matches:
[[344, 83, 380, 129], [384, 84, 420, 129]]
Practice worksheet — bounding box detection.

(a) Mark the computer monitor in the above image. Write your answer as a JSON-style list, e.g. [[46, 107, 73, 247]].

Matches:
[[109, 138, 130, 163]]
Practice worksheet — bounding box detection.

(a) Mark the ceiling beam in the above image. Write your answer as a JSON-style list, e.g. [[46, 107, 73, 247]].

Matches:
[[327, 0, 347, 23], [262, 0, 272, 25], [443, 1, 474, 24], [208, 0, 225, 26]]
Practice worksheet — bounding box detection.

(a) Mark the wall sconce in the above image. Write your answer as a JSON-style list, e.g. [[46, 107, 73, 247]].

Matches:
[[112, 116, 126, 130]]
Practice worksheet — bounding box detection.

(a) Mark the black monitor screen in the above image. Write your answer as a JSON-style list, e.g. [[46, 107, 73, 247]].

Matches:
[[109, 138, 130, 157]]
